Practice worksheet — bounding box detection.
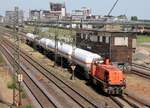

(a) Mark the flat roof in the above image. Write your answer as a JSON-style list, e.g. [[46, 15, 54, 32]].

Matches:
[[76, 28, 138, 33]]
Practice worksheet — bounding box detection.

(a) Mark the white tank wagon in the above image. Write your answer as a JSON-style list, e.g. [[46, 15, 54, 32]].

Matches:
[[26, 33, 38, 45], [38, 38, 51, 48], [25, 33, 102, 71], [46, 39, 56, 52], [38, 38, 60, 53], [37, 37, 73, 60], [72, 48, 102, 72], [58, 43, 73, 60], [42, 38, 102, 67], [26, 33, 37, 41], [25, 33, 102, 70]]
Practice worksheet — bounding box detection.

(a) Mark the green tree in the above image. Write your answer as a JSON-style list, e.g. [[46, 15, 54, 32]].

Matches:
[[118, 14, 127, 19], [131, 16, 138, 21]]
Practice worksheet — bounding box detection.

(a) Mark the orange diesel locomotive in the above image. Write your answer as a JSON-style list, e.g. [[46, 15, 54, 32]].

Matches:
[[90, 58, 126, 94]]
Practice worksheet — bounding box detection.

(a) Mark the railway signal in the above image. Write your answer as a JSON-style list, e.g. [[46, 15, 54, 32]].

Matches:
[[70, 16, 76, 80], [70, 63, 76, 80]]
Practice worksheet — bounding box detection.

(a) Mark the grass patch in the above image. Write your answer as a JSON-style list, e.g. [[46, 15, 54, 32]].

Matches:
[[25, 26, 76, 37], [49, 27, 76, 36], [7, 80, 16, 89], [24, 26, 34, 33], [25, 26, 76, 43], [24, 104, 32, 108], [137, 35, 150, 44]]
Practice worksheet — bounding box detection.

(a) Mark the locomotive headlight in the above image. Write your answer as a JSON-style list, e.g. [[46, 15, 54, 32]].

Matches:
[[108, 80, 111, 84], [121, 79, 126, 88]]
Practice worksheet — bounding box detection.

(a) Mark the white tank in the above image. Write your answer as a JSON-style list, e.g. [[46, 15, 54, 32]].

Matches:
[[26, 33, 37, 41], [40, 38, 72, 59], [72, 48, 101, 71], [58, 43, 73, 59], [38, 38, 48, 48], [46, 39, 56, 52], [37, 37, 102, 72], [40, 38, 60, 53]]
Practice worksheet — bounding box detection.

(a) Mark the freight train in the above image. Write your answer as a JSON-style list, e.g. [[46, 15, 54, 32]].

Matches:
[[25, 33, 126, 95]]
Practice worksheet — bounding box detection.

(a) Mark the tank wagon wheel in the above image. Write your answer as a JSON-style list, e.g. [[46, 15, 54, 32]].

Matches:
[[118, 65, 124, 71], [123, 63, 131, 73]]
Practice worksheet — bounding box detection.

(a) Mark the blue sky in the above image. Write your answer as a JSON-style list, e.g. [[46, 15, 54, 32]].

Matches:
[[0, 0, 149, 19]]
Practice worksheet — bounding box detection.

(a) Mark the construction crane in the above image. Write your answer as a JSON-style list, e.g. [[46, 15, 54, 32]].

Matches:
[[107, 0, 119, 16]]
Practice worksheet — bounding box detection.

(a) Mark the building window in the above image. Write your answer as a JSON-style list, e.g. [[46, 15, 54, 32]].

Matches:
[[81, 34, 83, 39], [99, 36, 102, 42], [102, 36, 106, 43], [90, 35, 98, 42], [114, 37, 128, 46], [106, 37, 110, 43], [132, 39, 136, 48], [85, 34, 88, 39]]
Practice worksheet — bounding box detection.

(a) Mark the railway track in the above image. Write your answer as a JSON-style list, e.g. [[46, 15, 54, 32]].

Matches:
[[1, 26, 149, 108], [132, 63, 150, 72], [131, 63, 150, 79], [110, 92, 150, 108], [0, 42, 57, 108], [1, 35, 103, 107]]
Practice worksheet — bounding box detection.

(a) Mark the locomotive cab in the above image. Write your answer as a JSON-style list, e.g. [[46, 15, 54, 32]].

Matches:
[[90, 58, 126, 95]]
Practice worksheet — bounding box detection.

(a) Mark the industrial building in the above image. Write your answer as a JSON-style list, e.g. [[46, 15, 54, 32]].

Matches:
[[29, 10, 41, 21], [0, 15, 4, 23], [49, 2, 66, 19], [71, 7, 91, 20], [29, 2, 66, 21], [76, 30, 137, 67], [5, 8, 24, 26]]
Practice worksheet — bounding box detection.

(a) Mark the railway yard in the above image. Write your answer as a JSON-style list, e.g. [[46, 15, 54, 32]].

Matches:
[[0, 1, 150, 108], [0, 25, 150, 108]]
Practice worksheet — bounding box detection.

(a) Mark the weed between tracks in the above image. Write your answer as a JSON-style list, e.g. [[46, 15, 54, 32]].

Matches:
[[0, 53, 5, 64], [0, 47, 34, 108]]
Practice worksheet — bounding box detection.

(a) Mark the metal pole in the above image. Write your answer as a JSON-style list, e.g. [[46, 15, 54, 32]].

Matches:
[[18, 81, 22, 105], [109, 34, 112, 60], [60, 41, 63, 69], [70, 17, 76, 80], [54, 16, 59, 67], [13, 6, 22, 106], [13, 7, 18, 106]]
